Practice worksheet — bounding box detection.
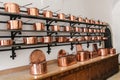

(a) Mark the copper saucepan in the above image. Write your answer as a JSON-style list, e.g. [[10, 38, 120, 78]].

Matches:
[[64, 26, 72, 32], [0, 39, 13, 46], [56, 37, 67, 43], [57, 13, 65, 20], [39, 36, 53, 43], [76, 37, 85, 41], [51, 25, 60, 31], [27, 7, 39, 16], [33, 22, 45, 31], [43, 10, 53, 18], [4, 2, 20, 13], [98, 48, 108, 56], [69, 15, 76, 21], [73, 27, 80, 32], [82, 28, 88, 33], [23, 37, 37, 44], [7, 20, 22, 30], [77, 17, 83, 22]]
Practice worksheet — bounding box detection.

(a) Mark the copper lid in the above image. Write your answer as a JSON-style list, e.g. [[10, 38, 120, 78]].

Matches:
[[58, 49, 67, 57]]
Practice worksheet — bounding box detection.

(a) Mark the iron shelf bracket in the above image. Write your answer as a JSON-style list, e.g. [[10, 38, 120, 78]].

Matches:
[[87, 42, 90, 48], [10, 15, 21, 20], [10, 47, 16, 60], [47, 44, 51, 54], [70, 42, 74, 50], [99, 41, 101, 46], [11, 31, 21, 40]]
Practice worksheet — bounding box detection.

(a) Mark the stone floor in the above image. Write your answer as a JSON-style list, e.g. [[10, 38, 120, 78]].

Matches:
[[107, 65, 120, 80]]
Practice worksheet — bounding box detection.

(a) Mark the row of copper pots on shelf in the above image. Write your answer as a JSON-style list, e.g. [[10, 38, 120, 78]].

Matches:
[[0, 36, 107, 46], [7, 20, 106, 33], [4, 2, 108, 25]]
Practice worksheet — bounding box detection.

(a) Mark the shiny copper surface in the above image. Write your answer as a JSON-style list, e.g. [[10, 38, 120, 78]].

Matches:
[[23, 37, 37, 44], [76, 44, 83, 52], [33, 22, 45, 31], [88, 28, 93, 33], [43, 10, 53, 18], [67, 38, 76, 42], [91, 36, 97, 41], [77, 17, 83, 22], [67, 54, 77, 66], [76, 37, 85, 41], [82, 28, 88, 33], [64, 26, 72, 32], [84, 36, 90, 41], [4, 3, 20, 13], [7, 20, 22, 30], [0, 40, 13, 46], [100, 29, 105, 33], [73, 27, 80, 32], [58, 13, 65, 20], [96, 36, 102, 40], [39, 36, 52, 43], [98, 48, 108, 56], [69, 15, 76, 21], [85, 18, 89, 23], [56, 37, 67, 43], [51, 25, 60, 31], [93, 29, 97, 33], [102, 37, 108, 40], [89, 51, 98, 58], [30, 62, 47, 75], [58, 49, 66, 57], [27, 7, 39, 16]]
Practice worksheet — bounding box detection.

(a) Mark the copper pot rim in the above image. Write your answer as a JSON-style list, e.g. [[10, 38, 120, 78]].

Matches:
[[4, 2, 19, 6]]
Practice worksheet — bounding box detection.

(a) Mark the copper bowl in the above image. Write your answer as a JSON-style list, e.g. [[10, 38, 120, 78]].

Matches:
[[58, 13, 65, 20], [23, 37, 37, 44], [0, 40, 13, 46], [76, 44, 83, 52], [30, 61, 47, 75], [4, 2, 20, 13], [98, 48, 108, 56], [76, 37, 85, 41], [64, 26, 72, 32], [27, 7, 39, 16], [76, 51, 90, 62], [69, 15, 76, 21], [39, 36, 53, 43], [51, 25, 60, 31], [56, 37, 67, 43], [7, 20, 22, 30], [43, 10, 53, 18], [33, 22, 45, 31]]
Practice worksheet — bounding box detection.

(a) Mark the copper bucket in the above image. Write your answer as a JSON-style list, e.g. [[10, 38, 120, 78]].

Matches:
[[27, 7, 39, 16], [4, 2, 20, 13], [33, 22, 45, 31]]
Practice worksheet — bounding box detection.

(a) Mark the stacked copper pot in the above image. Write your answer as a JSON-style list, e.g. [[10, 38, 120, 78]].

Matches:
[[30, 49, 47, 75]]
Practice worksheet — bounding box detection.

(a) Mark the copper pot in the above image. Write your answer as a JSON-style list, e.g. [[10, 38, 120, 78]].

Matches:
[[64, 26, 72, 32], [43, 10, 53, 18], [67, 38, 76, 42], [89, 51, 98, 58], [93, 29, 97, 33], [69, 15, 76, 21], [95, 20, 99, 24], [109, 48, 116, 54], [88, 28, 93, 33], [96, 36, 102, 41], [76, 37, 85, 41], [84, 36, 91, 41], [76, 44, 83, 52], [100, 29, 105, 33], [85, 18, 89, 23], [98, 48, 108, 56], [58, 13, 65, 20], [96, 29, 100, 33], [33, 22, 45, 31], [23, 37, 37, 44], [27, 7, 39, 16], [67, 54, 77, 66], [82, 28, 88, 33], [56, 37, 67, 43], [77, 17, 83, 22], [102, 37, 108, 40], [76, 51, 90, 62], [0, 40, 13, 46], [89, 19, 95, 24], [7, 20, 22, 30], [30, 62, 47, 75], [51, 25, 60, 31], [4, 3, 20, 13], [39, 36, 53, 43], [74, 27, 80, 32], [91, 36, 97, 41]]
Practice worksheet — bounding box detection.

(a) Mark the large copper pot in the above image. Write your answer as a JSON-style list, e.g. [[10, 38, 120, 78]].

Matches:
[[56, 37, 67, 43], [4, 3, 20, 13], [43, 10, 53, 18], [98, 48, 108, 56], [27, 7, 39, 16], [23, 37, 37, 44], [39, 36, 53, 43], [7, 20, 22, 30], [33, 22, 45, 31], [76, 51, 90, 62], [51, 25, 60, 31], [57, 13, 65, 20], [0, 39, 13, 46]]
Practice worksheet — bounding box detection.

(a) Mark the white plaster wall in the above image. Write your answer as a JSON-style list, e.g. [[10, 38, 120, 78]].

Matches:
[[0, 0, 119, 70]]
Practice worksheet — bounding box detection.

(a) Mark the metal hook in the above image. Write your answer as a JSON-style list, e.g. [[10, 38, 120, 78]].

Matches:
[[20, 3, 33, 8], [39, 5, 50, 11]]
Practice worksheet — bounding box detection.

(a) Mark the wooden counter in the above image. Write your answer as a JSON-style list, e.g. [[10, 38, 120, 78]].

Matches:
[[0, 54, 119, 80]]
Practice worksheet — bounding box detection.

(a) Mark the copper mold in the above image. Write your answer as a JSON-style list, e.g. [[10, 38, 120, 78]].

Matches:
[[4, 2, 20, 13], [27, 7, 39, 16], [33, 22, 45, 31]]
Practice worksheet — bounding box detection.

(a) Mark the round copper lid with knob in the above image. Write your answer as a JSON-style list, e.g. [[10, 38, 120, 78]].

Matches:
[[30, 49, 46, 63]]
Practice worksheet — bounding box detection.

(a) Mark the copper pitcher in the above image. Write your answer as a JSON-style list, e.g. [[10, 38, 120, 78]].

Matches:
[[27, 7, 39, 16], [4, 2, 20, 13]]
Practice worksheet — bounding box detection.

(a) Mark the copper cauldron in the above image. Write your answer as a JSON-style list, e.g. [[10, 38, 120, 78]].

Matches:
[[33, 22, 45, 31], [0, 39, 13, 46], [98, 48, 108, 56], [27, 7, 39, 16], [43, 10, 53, 18], [4, 2, 20, 13], [23, 37, 37, 44], [58, 13, 65, 20], [7, 20, 22, 30]]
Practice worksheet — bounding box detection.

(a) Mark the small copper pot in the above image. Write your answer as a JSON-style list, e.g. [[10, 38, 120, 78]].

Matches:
[[77, 37, 85, 41], [33, 22, 45, 31], [76, 51, 90, 62], [43, 10, 53, 18], [67, 38, 76, 42], [88, 28, 93, 33], [98, 48, 108, 56], [7, 20, 22, 30], [76, 44, 83, 52], [84, 18, 89, 23], [64, 26, 72, 32], [58, 13, 65, 20], [91, 36, 97, 41], [74, 27, 80, 32], [89, 19, 95, 24], [30, 61, 47, 75], [100, 29, 105, 33], [56, 37, 67, 43], [69, 15, 76, 21], [51, 25, 60, 31], [96, 29, 100, 33], [0, 40, 13, 46], [95, 20, 99, 24], [77, 17, 83, 22], [4, 3, 20, 13], [39, 36, 53, 43], [27, 7, 39, 16], [23, 37, 37, 44], [84, 36, 91, 41], [96, 36, 102, 41], [82, 28, 88, 33], [109, 48, 116, 54], [93, 29, 97, 33]]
